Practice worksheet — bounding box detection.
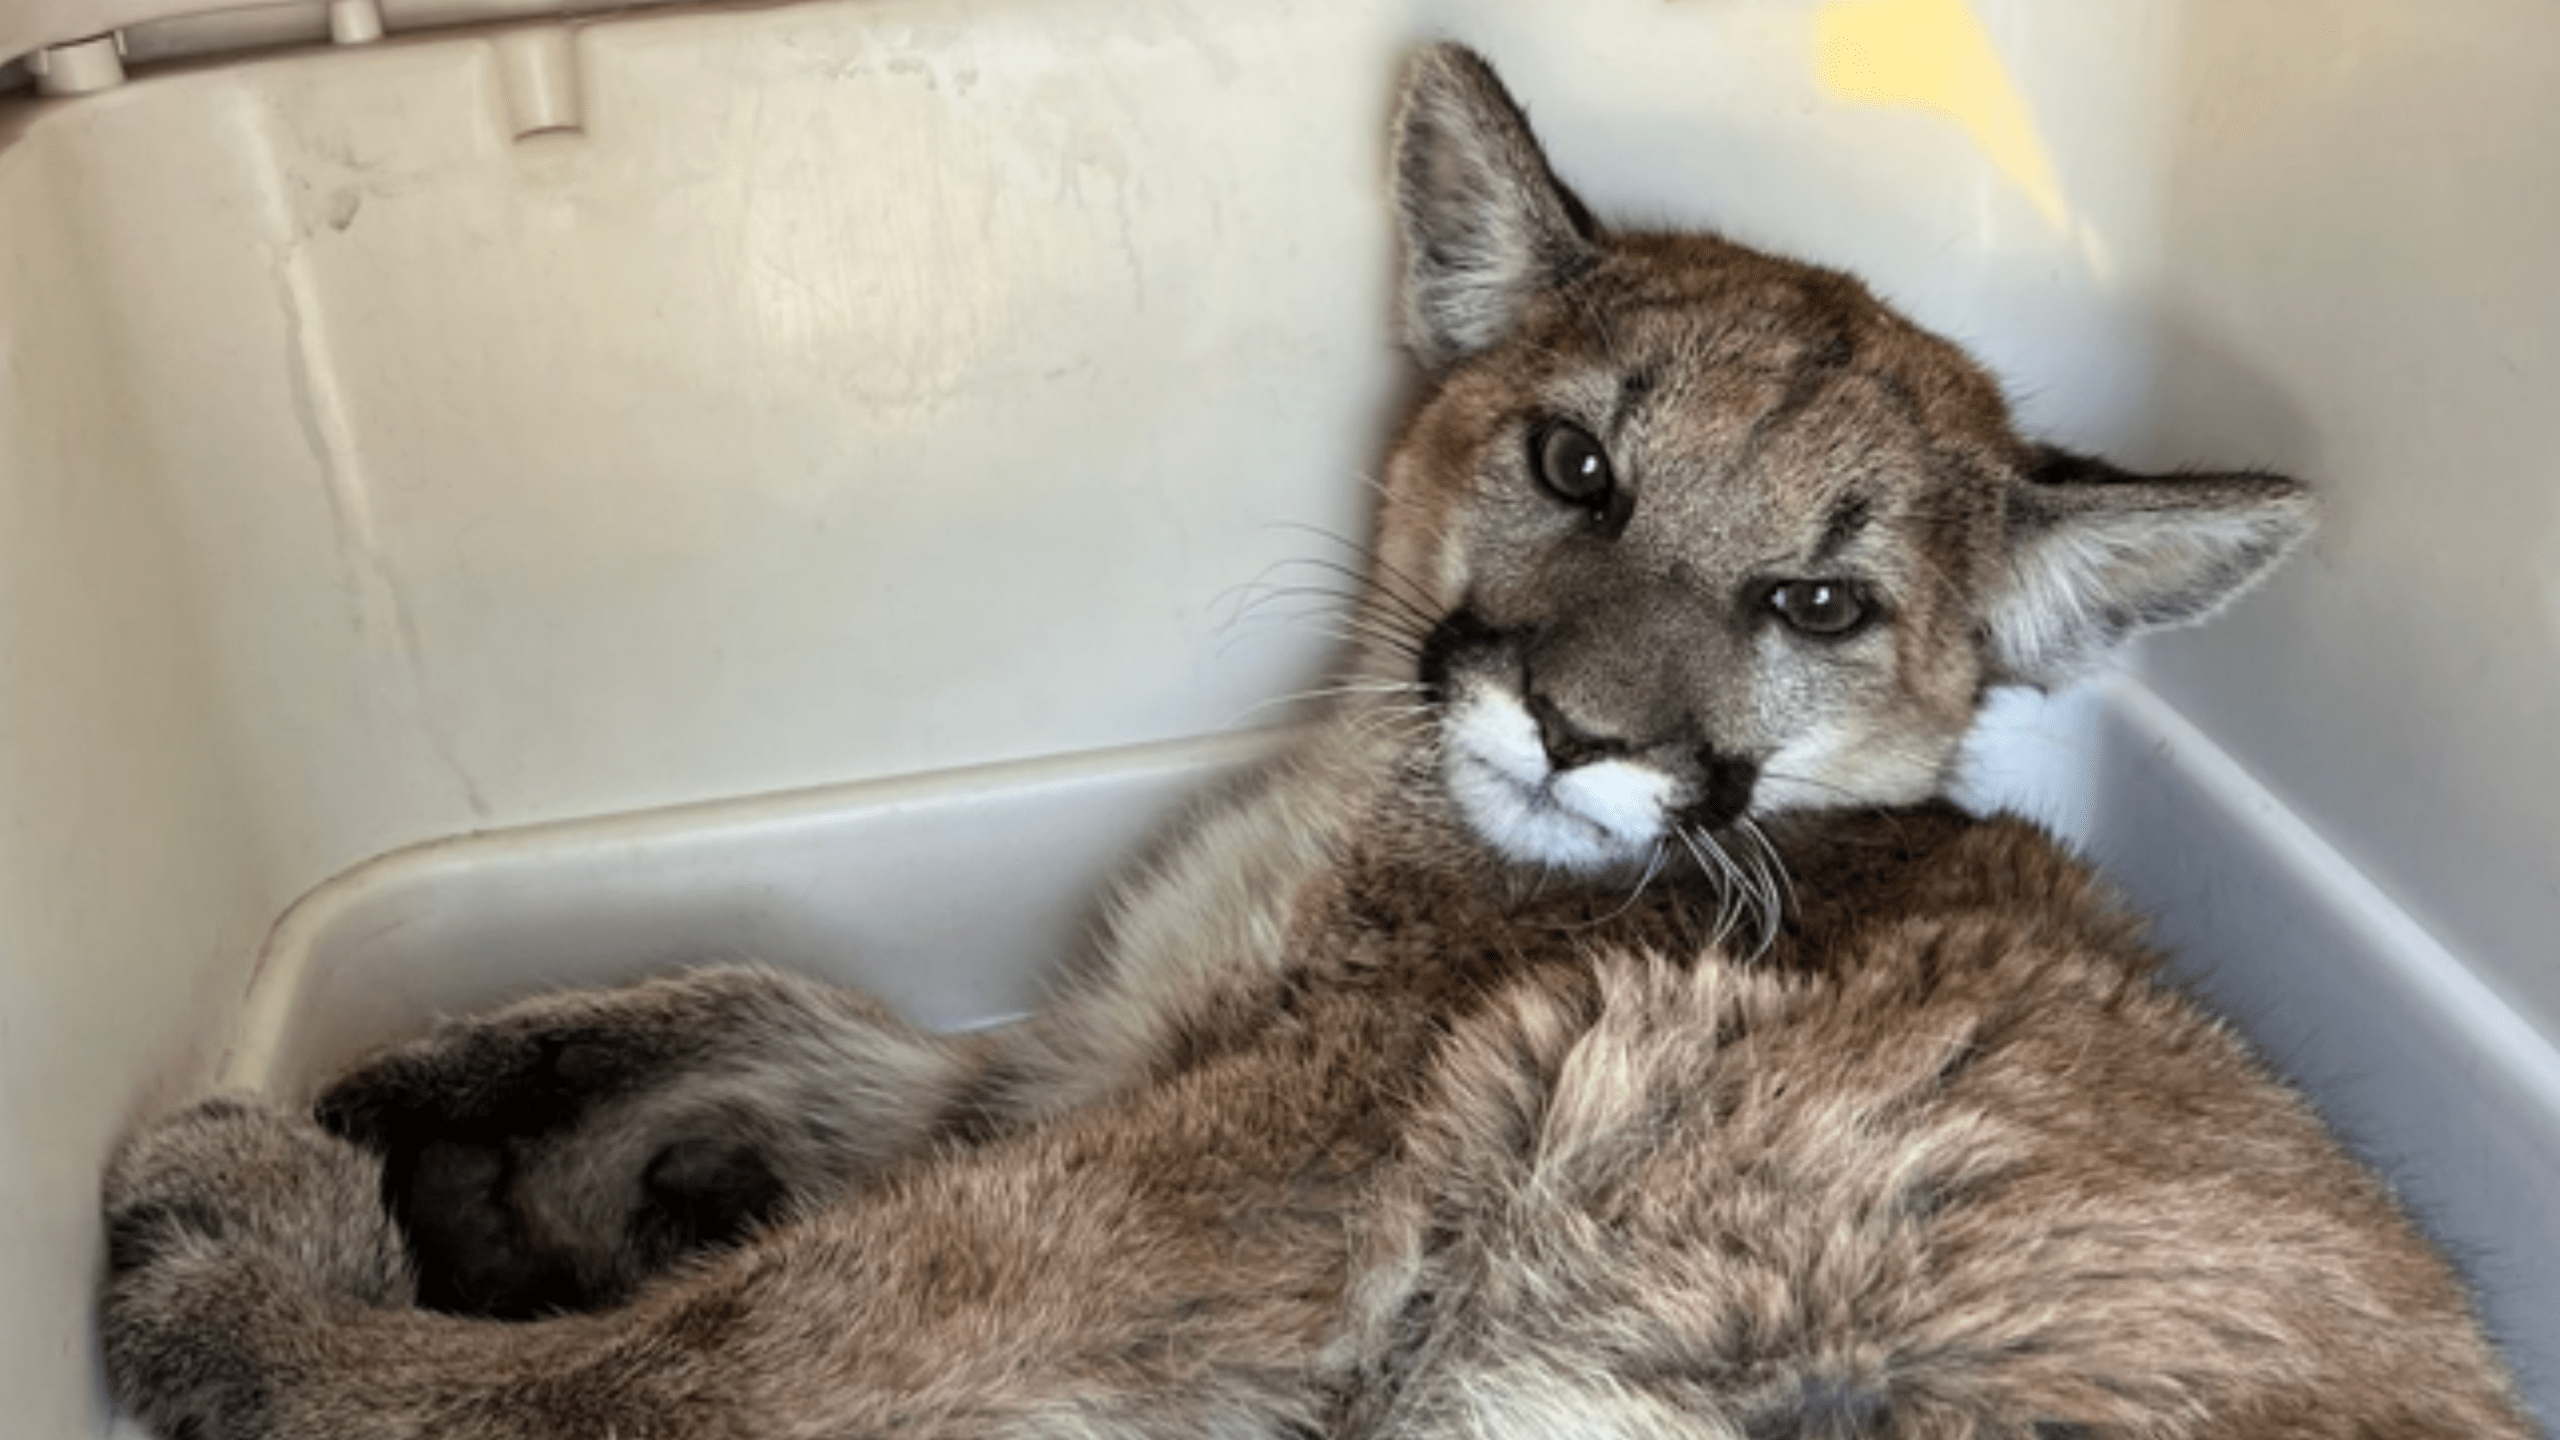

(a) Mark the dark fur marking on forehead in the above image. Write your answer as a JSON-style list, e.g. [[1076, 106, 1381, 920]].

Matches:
[[1751, 333, 1859, 449], [1855, 367, 1930, 431], [1823, 366, 1996, 494], [1602, 363, 1663, 448], [1718, 334, 1862, 487], [1617, 364, 1660, 413], [1758, 277, 1866, 367], [1589, 285, 1738, 325], [1811, 494, 1874, 567]]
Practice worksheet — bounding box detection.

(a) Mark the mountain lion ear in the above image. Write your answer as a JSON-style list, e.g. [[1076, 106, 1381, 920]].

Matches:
[[1985, 447, 2316, 689], [1392, 44, 1602, 370]]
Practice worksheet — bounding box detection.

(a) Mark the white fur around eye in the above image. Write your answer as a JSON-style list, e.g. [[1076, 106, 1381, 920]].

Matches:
[[1439, 688, 1674, 871]]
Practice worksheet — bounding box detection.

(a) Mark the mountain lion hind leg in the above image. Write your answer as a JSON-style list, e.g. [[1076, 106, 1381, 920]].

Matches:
[[314, 964, 989, 1316], [108, 1063, 1340, 1440]]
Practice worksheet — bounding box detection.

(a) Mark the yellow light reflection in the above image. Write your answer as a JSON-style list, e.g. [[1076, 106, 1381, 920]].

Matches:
[[1816, 0, 2069, 231]]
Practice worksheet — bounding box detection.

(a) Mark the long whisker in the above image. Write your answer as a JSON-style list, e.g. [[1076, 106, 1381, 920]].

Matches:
[[1262, 521, 1447, 629], [1214, 575, 1378, 662], [1705, 825, 1772, 958], [1221, 573, 1435, 649], [1212, 611, 1427, 667], [1217, 526, 1431, 626], [1235, 610, 1429, 663], [1674, 827, 1743, 952], [1750, 768, 1875, 804], [1208, 560, 1333, 631], [1551, 841, 1668, 933], [1223, 574, 1360, 610], [1741, 842, 1780, 959], [1720, 838, 1765, 955], [1343, 705, 1436, 741], [1348, 471, 1432, 520], [1753, 772, 1920, 848], [1740, 818, 1799, 922], [1219, 587, 1372, 642], [1229, 681, 1424, 726], [1230, 563, 1434, 639], [1327, 609, 1433, 652], [1221, 575, 1428, 634], [1264, 554, 1442, 634]]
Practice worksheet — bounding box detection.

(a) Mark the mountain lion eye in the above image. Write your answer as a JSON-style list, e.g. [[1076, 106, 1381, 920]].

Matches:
[[1532, 421, 1614, 507], [1768, 580, 1869, 637]]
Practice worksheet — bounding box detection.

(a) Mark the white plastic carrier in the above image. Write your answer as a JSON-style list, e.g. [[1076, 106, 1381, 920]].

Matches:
[[3, 2, 2554, 1434]]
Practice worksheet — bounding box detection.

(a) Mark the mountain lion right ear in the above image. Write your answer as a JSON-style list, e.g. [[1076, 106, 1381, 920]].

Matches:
[[1984, 447, 2316, 689], [1392, 45, 1602, 371]]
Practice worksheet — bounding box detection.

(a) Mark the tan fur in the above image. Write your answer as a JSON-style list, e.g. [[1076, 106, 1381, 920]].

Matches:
[[101, 45, 2533, 1440]]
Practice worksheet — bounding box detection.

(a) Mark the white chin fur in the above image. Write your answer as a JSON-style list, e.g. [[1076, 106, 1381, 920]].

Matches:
[[1438, 688, 1675, 872]]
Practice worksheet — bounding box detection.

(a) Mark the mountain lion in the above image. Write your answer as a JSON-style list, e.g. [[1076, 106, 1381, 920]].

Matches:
[[101, 43, 2534, 1440]]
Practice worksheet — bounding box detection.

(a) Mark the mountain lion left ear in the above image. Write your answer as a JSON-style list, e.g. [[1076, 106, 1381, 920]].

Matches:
[[1983, 446, 2316, 689], [1391, 44, 1602, 371]]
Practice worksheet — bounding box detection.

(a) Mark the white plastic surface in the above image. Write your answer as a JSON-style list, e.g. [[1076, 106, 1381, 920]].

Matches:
[[222, 730, 1274, 1097], [2, 2, 2554, 1435]]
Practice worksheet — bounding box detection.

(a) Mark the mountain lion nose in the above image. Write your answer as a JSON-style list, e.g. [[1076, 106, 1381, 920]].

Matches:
[[1526, 691, 1626, 770]]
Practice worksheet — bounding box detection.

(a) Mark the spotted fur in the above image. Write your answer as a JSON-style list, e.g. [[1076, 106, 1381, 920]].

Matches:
[[100, 44, 2530, 1440]]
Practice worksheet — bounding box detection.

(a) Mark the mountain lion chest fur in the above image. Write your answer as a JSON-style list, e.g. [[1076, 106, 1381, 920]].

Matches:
[[101, 43, 2535, 1440]]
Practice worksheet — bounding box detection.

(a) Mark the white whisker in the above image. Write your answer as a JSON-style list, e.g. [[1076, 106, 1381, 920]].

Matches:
[[1260, 520, 1447, 627], [1269, 554, 1441, 633], [1741, 843, 1779, 959], [1552, 841, 1668, 933], [1741, 818, 1799, 922], [1228, 682, 1426, 727], [1674, 827, 1744, 952]]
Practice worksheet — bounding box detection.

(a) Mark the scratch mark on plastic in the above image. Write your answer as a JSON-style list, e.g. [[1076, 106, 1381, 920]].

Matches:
[[266, 240, 374, 635]]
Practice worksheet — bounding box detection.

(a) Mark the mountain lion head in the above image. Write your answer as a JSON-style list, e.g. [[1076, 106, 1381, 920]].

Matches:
[[1354, 46, 2312, 884]]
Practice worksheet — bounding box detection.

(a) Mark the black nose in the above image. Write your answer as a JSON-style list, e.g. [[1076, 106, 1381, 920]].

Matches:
[[1675, 752, 1759, 833], [1527, 691, 1627, 769]]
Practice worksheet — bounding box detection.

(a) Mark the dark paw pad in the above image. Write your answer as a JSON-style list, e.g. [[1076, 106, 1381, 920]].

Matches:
[[396, 1138, 588, 1319], [315, 1029, 644, 1318], [638, 1139, 787, 1256]]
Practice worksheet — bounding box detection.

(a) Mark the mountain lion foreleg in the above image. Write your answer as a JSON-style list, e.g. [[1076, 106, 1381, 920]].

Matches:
[[314, 964, 993, 1316]]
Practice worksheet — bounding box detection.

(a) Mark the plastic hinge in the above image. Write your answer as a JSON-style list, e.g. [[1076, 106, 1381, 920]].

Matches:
[[28, 31, 126, 95]]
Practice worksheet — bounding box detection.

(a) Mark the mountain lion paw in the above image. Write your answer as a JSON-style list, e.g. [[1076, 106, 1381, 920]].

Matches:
[[105, 1093, 410, 1300], [102, 1095, 413, 1436]]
